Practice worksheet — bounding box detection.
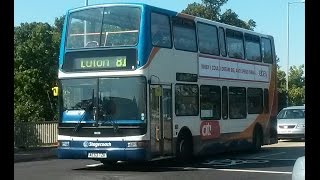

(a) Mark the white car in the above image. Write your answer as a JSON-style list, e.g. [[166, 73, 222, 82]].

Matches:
[[292, 156, 305, 180], [277, 106, 305, 140]]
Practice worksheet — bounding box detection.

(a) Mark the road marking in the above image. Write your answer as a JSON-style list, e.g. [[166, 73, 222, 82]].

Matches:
[[252, 158, 297, 161], [182, 167, 213, 170], [86, 163, 293, 175], [182, 167, 292, 174], [202, 159, 269, 166], [267, 141, 305, 147], [86, 163, 103, 167], [252, 152, 286, 159], [215, 168, 292, 174]]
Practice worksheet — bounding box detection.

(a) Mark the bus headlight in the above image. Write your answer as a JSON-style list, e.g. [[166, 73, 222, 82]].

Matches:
[[127, 142, 138, 148], [127, 141, 148, 148], [60, 141, 70, 147]]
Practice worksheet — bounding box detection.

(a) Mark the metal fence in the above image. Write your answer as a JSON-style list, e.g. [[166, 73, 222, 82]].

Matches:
[[14, 122, 58, 148]]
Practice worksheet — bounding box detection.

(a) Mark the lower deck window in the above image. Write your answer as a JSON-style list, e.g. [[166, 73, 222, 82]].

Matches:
[[229, 87, 246, 119], [247, 88, 263, 114], [200, 85, 221, 120], [175, 84, 199, 116]]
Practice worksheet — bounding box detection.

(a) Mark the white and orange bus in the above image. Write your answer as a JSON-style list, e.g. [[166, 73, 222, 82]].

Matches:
[[56, 3, 278, 165]]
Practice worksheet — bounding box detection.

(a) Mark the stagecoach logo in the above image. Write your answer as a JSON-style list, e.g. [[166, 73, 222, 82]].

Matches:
[[82, 141, 111, 148]]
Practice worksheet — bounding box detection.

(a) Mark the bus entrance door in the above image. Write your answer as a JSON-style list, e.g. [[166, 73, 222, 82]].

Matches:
[[150, 85, 173, 157]]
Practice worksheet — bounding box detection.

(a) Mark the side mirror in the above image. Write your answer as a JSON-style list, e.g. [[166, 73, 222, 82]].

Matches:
[[52, 86, 59, 97]]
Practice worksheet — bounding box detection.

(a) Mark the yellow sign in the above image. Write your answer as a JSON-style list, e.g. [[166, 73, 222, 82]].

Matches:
[[155, 86, 162, 97], [52, 87, 59, 96]]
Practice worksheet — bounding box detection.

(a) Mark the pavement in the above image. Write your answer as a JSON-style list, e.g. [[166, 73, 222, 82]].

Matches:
[[14, 147, 57, 163]]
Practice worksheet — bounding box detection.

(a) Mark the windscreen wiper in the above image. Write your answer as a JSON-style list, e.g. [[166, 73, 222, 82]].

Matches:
[[74, 89, 95, 132], [93, 92, 102, 127], [105, 113, 119, 132], [100, 98, 118, 132]]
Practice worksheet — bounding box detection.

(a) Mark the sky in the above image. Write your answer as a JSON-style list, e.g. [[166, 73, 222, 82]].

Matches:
[[14, 0, 305, 73]]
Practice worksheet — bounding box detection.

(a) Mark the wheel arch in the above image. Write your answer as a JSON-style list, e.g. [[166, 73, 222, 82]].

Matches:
[[175, 126, 194, 156], [253, 122, 264, 142], [177, 126, 193, 138], [250, 122, 264, 152]]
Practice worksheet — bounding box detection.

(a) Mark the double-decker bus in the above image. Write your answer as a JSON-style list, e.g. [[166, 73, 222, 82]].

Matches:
[[56, 3, 278, 165]]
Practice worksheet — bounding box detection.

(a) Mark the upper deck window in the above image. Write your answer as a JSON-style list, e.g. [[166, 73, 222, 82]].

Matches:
[[245, 33, 261, 62], [66, 6, 141, 49], [151, 13, 172, 48], [219, 27, 227, 57], [226, 29, 244, 59], [172, 17, 197, 52], [261, 37, 273, 64], [197, 23, 219, 55]]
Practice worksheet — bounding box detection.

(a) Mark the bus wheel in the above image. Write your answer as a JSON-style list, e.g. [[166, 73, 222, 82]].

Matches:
[[176, 132, 193, 162], [251, 126, 263, 152]]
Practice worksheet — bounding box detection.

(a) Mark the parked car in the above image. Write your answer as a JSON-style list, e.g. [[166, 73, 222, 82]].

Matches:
[[277, 106, 305, 140], [292, 156, 305, 180]]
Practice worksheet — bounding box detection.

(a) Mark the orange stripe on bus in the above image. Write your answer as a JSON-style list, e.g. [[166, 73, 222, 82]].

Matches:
[[220, 113, 270, 141], [141, 47, 160, 69], [219, 65, 278, 141], [270, 65, 278, 116]]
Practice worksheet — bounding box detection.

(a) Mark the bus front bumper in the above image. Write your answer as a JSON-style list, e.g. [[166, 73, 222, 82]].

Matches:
[[58, 147, 148, 161]]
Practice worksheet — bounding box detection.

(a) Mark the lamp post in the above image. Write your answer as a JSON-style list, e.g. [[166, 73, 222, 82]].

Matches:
[[286, 0, 305, 106], [84, 0, 89, 46]]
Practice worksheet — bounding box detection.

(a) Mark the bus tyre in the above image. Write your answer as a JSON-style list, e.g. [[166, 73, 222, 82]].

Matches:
[[251, 126, 263, 152], [176, 132, 193, 162]]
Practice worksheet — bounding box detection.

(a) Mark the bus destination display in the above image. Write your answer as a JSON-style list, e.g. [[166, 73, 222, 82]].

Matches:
[[63, 49, 137, 72], [75, 56, 127, 69]]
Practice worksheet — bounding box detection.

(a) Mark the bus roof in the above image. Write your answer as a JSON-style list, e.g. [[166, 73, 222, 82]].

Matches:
[[66, 2, 274, 39]]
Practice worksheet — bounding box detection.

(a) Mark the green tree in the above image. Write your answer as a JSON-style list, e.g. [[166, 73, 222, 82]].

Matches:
[[182, 0, 256, 30], [277, 64, 288, 112], [220, 9, 255, 30], [288, 65, 304, 89], [182, 0, 227, 21], [276, 56, 305, 109], [288, 65, 305, 106], [54, 15, 65, 34], [14, 19, 63, 122], [277, 67, 287, 91]]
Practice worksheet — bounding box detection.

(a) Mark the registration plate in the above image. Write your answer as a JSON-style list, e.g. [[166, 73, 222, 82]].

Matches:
[[280, 130, 292, 133], [88, 152, 107, 158]]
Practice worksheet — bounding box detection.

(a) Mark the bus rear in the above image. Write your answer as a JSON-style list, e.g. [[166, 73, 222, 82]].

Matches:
[[57, 4, 151, 164]]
